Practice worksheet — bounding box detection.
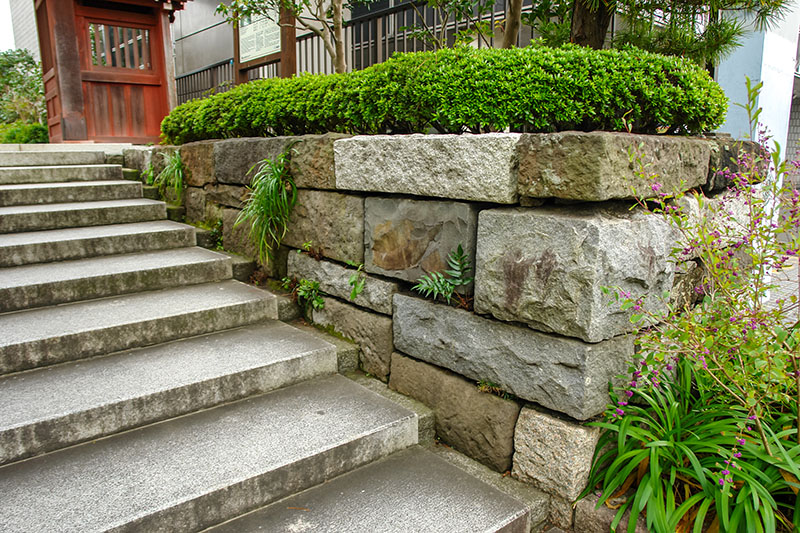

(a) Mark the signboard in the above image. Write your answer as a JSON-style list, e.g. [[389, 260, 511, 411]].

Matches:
[[238, 13, 281, 63]]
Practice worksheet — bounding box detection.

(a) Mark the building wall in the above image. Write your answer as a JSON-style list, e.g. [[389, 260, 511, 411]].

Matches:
[[172, 0, 233, 75], [9, 0, 40, 60]]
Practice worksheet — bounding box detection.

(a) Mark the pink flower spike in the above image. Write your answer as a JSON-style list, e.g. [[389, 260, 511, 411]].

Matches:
[[737, 438, 745, 446]]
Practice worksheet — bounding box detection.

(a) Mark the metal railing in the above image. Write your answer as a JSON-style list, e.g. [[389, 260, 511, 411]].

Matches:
[[176, 0, 537, 103]]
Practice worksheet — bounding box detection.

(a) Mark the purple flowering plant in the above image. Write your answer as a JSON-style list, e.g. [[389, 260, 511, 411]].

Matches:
[[581, 79, 800, 532]]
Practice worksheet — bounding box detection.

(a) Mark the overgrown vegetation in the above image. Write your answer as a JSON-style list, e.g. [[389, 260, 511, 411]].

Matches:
[[161, 45, 726, 144], [0, 49, 47, 144], [154, 151, 186, 203], [282, 276, 325, 316], [236, 149, 297, 265], [581, 81, 800, 532], [345, 260, 366, 301], [0, 121, 48, 144], [413, 244, 473, 308]]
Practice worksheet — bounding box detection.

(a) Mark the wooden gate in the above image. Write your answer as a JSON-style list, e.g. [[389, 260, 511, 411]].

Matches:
[[35, 0, 184, 143]]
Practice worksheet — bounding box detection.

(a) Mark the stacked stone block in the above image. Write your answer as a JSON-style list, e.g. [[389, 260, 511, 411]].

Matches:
[[127, 130, 740, 531]]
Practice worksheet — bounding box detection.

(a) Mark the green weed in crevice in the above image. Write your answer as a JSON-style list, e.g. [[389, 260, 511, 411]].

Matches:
[[154, 151, 185, 203], [413, 244, 473, 308]]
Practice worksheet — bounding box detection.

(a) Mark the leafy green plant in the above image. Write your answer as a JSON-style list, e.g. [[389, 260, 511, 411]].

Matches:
[[236, 149, 297, 265], [161, 45, 727, 144], [141, 164, 155, 186], [154, 151, 185, 203], [282, 276, 325, 316], [413, 244, 473, 307], [0, 49, 45, 125], [0, 121, 48, 144], [477, 380, 516, 401], [345, 260, 366, 301]]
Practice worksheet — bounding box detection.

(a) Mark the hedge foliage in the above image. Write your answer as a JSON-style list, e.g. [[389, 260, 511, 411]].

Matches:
[[0, 121, 48, 144], [161, 45, 727, 144]]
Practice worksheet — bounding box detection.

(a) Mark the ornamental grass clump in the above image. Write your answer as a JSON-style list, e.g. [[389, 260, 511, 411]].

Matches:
[[160, 45, 726, 144], [582, 80, 800, 532]]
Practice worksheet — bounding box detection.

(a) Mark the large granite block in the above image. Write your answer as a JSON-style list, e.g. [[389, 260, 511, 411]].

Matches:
[[512, 407, 600, 502], [517, 131, 711, 201], [393, 295, 634, 420], [364, 197, 478, 285], [180, 140, 216, 187], [288, 252, 398, 315], [312, 297, 393, 380], [284, 190, 365, 264], [334, 134, 520, 203], [214, 137, 295, 185], [290, 133, 350, 189], [474, 206, 674, 343], [389, 352, 521, 472]]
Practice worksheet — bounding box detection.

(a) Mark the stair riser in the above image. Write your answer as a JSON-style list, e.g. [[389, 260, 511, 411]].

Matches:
[[0, 182, 142, 207], [0, 348, 336, 465], [1, 299, 278, 375], [0, 204, 166, 233], [0, 165, 122, 185], [0, 228, 196, 267], [0, 260, 233, 312], [0, 152, 105, 167], [116, 418, 417, 533]]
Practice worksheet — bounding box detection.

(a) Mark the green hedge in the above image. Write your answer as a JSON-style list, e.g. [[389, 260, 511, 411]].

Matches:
[[161, 45, 727, 144], [0, 121, 48, 144]]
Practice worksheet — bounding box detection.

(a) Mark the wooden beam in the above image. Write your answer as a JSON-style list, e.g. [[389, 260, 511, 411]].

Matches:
[[48, 0, 88, 141], [279, 8, 296, 78]]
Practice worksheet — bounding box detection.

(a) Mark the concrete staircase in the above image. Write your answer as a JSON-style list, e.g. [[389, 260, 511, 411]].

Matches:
[[0, 149, 529, 532]]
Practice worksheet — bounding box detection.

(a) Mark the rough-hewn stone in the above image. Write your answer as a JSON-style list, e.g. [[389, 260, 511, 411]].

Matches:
[[184, 187, 206, 224], [574, 495, 648, 533], [364, 197, 478, 286], [206, 184, 246, 209], [670, 259, 706, 310], [312, 297, 393, 380], [287, 252, 398, 315], [222, 208, 256, 260], [517, 131, 711, 201], [290, 133, 350, 189], [122, 147, 153, 172], [393, 295, 634, 420], [512, 407, 600, 502], [705, 135, 761, 193], [180, 141, 216, 187], [389, 353, 521, 472], [474, 206, 675, 343], [334, 134, 520, 204], [284, 190, 365, 264], [214, 137, 295, 185], [151, 146, 178, 176]]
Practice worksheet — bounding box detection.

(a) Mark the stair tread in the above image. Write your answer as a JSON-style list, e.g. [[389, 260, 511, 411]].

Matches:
[[211, 446, 529, 533], [0, 247, 229, 290], [0, 220, 192, 248], [0, 279, 271, 349], [0, 164, 119, 171], [0, 179, 135, 191], [0, 151, 105, 167], [0, 375, 415, 533], [0, 197, 162, 215]]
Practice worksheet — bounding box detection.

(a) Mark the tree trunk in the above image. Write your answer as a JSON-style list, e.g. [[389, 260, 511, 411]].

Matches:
[[570, 0, 614, 49], [502, 0, 523, 48], [332, 0, 346, 73]]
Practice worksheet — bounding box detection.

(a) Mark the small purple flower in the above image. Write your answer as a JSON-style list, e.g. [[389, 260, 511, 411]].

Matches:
[[733, 452, 742, 458], [737, 438, 746, 446], [721, 469, 730, 476]]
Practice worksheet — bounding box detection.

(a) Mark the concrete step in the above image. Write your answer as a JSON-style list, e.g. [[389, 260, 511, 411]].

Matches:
[[0, 164, 122, 185], [0, 247, 233, 312], [0, 198, 166, 233], [0, 322, 337, 465], [0, 151, 105, 167], [209, 446, 529, 533], [0, 180, 143, 206], [0, 221, 196, 267], [0, 279, 278, 375], [0, 375, 416, 533]]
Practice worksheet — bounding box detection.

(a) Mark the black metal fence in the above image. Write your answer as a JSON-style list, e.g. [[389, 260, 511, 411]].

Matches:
[[175, 0, 538, 104]]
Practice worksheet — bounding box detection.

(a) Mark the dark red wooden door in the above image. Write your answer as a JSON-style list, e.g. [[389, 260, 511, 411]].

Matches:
[[75, 3, 169, 143]]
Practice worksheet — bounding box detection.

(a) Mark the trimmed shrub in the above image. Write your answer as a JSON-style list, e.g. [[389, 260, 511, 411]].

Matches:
[[0, 121, 48, 144], [161, 44, 727, 144]]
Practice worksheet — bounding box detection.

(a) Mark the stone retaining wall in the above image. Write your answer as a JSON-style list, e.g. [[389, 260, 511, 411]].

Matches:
[[124, 132, 750, 530]]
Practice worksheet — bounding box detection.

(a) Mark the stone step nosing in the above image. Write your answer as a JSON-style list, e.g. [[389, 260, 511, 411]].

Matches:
[[0, 180, 143, 207], [0, 252, 233, 312], [0, 326, 337, 464], [0, 202, 167, 233], [0, 165, 123, 185]]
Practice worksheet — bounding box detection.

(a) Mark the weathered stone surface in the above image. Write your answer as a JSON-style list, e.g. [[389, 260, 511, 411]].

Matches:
[[151, 146, 178, 176], [389, 352, 521, 472], [574, 494, 648, 533], [214, 137, 295, 185], [288, 252, 398, 315], [180, 140, 216, 187], [393, 295, 634, 420], [334, 134, 521, 204], [517, 131, 711, 201], [548, 497, 575, 530], [290, 133, 350, 189], [222, 208, 257, 260], [185, 187, 206, 224], [312, 297, 393, 380], [512, 407, 600, 502], [670, 259, 706, 310], [284, 190, 365, 264], [705, 135, 762, 193], [364, 197, 478, 286], [474, 206, 675, 343], [122, 147, 153, 172], [206, 184, 246, 209]]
